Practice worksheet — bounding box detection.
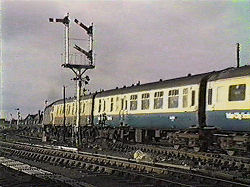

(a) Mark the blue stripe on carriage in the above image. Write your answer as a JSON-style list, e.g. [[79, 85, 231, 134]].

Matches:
[[206, 110, 250, 132], [94, 112, 198, 129]]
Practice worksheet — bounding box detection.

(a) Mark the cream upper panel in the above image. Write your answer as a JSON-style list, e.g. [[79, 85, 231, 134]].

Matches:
[[94, 96, 118, 115], [53, 104, 62, 117], [206, 76, 250, 111], [94, 84, 199, 116], [53, 99, 92, 117], [85, 99, 93, 116]]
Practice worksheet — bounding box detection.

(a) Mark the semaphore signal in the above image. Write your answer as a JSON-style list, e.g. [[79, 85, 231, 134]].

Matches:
[[49, 13, 70, 64], [48, 13, 95, 147], [74, 19, 94, 65], [74, 19, 93, 35]]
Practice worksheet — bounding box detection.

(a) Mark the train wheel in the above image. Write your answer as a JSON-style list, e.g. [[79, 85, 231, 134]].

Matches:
[[87, 136, 95, 143]]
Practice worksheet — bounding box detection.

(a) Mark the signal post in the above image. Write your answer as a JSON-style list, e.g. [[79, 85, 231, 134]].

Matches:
[[49, 13, 95, 146]]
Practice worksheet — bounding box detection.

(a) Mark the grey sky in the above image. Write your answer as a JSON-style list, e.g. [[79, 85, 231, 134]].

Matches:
[[1, 0, 249, 119]]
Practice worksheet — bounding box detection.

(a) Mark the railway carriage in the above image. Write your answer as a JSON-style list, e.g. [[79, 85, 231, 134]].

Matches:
[[44, 95, 94, 127], [94, 72, 212, 130], [92, 72, 214, 145], [42, 65, 250, 154], [43, 95, 95, 141], [205, 66, 250, 153], [206, 66, 250, 131]]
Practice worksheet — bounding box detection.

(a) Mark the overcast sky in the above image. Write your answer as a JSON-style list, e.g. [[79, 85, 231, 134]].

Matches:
[[1, 0, 249, 119]]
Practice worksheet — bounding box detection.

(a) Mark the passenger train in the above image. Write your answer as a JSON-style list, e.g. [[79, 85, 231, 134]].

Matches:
[[43, 65, 250, 155]]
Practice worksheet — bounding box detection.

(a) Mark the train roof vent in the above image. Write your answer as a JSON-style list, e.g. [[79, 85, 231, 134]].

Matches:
[[187, 73, 192, 77], [116, 87, 118, 89], [137, 81, 140, 86], [159, 79, 162, 82], [131, 84, 134, 87], [123, 85, 126, 88]]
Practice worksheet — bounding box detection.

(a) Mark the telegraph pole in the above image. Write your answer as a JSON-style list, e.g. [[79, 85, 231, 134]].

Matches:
[[15, 108, 20, 129], [236, 43, 240, 68], [42, 100, 48, 142], [49, 13, 95, 147], [63, 85, 66, 142]]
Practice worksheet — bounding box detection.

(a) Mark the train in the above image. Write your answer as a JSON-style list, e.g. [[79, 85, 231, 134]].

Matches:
[[43, 65, 250, 155]]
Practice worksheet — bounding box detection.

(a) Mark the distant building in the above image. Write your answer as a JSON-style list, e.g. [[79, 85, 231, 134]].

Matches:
[[0, 111, 7, 120], [0, 118, 9, 125], [23, 110, 43, 126], [0, 118, 10, 129]]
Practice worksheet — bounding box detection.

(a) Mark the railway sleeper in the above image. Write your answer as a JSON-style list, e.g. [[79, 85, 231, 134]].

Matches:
[[20, 151, 27, 157], [97, 166, 105, 173], [38, 154, 44, 160], [91, 165, 99, 172], [62, 159, 69, 166], [50, 157, 57, 164], [85, 163, 92, 170], [15, 151, 22, 156], [79, 162, 86, 168], [46, 155, 53, 162], [31, 153, 38, 160], [122, 162, 130, 169], [105, 167, 115, 174], [29, 153, 36, 159], [68, 160, 75, 167], [74, 161, 81, 167]]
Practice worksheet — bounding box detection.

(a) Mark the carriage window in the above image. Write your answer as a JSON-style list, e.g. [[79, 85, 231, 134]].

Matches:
[[208, 89, 212, 105], [110, 98, 114, 112], [121, 99, 124, 110], [168, 89, 179, 108], [130, 95, 138, 110], [72, 104, 75, 115], [82, 103, 85, 113], [98, 99, 101, 113], [228, 84, 246, 101], [141, 93, 150, 110], [183, 88, 188, 108], [66, 105, 70, 115], [116, 97, 119, 111], [191, 91, 195, 106], [80, 103, 83, 113], [154, 91, 163, 109], [125, 100, 128, 110], [68, 105, 71, 115], [85, 102, 89, 114], [103, 100, 106, 112]]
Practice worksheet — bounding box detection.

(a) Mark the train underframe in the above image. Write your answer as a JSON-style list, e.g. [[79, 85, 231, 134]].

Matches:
[[39, 123, 250, 155]]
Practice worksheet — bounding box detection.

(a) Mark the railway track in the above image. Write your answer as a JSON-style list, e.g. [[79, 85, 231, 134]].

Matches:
[[0, 140, 249, 187], [107, 142, 250, 181], [14, 134, 250, 170], [109, 141, 250, 169]]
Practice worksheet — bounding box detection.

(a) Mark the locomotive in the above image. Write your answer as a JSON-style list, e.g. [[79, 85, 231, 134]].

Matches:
[[43, 65, 250, 155]]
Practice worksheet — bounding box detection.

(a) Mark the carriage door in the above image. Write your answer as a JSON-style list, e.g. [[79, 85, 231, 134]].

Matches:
[[119, 97, 128, 126]]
